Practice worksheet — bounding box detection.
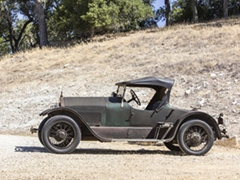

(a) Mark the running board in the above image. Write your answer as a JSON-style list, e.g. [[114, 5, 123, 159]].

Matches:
[[111, 139, 166, 143]]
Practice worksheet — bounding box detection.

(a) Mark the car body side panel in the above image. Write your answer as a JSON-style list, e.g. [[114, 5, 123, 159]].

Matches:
[[151, 105, 180, 123], [130, 109, 155, 126], [129, 105, 186, 127], [105, 98, 131, 126], [90, 127, 155, 139], [63, 97, 106, 126]]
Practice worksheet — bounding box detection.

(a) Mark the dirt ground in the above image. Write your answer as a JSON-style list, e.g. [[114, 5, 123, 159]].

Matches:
[[0, 135, 240, 180]]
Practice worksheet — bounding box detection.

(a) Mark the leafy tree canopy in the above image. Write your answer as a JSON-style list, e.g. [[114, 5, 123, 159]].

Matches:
[[170, 0, 240, 24]]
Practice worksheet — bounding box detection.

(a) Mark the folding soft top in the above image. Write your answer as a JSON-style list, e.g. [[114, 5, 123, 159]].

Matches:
[[115, 76, 174, 90]]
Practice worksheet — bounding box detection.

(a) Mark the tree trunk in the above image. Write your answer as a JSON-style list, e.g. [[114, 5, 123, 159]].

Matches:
[[35, 0, 48, 47], [223, 0, 228, 18], [165, 0, 170, 26], [14, 18, 33, 52], [3, 2, 15, 53], [190, 0, 198, 23]]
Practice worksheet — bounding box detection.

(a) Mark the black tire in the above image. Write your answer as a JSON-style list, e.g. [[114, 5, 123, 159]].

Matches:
[[177, 120, 214, 156], [164, 141, 181, 152], [41, 115, 81, 154], [38, 117, 49, 146]]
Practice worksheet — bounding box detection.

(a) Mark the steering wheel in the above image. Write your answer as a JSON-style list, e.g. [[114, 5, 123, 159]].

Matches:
[[128, 89, 141, 106]]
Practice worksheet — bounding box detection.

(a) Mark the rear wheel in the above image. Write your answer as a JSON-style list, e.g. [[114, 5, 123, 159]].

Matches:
[[177, 120, 214, 155], [41, 115, 81, 154]]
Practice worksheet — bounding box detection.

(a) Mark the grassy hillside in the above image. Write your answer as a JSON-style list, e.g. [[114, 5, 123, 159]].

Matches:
[[0, 17, 239, 136]]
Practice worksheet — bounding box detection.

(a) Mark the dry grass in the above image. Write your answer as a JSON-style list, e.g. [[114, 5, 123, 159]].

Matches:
[[1, 18, 239, 93], [1, 19, 239, 80]]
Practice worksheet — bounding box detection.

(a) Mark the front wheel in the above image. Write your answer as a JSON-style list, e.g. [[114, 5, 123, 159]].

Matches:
[[177, 120, 214, 155], [38, 117, 49, 146], [41, 115, 81, 154]]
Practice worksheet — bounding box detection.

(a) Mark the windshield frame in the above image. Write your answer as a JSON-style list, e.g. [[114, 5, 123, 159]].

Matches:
[[116, 85, 127, 107]]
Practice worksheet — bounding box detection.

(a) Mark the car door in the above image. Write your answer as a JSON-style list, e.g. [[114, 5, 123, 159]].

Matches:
[[130, 106, 174, 127], [90, 97, 132, 139], [128, 106, 174, 139], [104, 97, 132, 126]]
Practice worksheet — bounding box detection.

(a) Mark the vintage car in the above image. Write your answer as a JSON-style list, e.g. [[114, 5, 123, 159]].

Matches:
[[31, 76, 228, 155]]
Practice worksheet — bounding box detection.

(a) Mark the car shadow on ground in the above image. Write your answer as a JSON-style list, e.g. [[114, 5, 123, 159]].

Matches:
[[73, 148, 183, 156], [15, 146, 49, 153], [15, 146, 183, 156]]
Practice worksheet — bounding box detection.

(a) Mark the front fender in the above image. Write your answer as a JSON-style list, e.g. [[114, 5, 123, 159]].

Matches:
[[40, 107, 75, 116], [39, 107, 111, 142]]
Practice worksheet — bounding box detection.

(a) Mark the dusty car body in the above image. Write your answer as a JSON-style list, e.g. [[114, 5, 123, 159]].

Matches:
[[32, 76, 228, 155]]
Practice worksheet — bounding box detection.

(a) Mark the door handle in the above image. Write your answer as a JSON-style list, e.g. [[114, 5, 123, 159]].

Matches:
[[126, 112, 134, 121]]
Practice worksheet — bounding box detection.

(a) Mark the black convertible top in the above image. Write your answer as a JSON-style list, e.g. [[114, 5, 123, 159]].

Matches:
[[115, 76, 174, 90]]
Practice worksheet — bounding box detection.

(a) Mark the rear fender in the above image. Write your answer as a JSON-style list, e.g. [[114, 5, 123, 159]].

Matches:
[[169, 111, 222, 141], [39, 107, 110, 142]]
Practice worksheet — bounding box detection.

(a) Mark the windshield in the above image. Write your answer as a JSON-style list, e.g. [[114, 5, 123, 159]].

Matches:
[[116, 86, 125, 97], [114, 85, 156, 110]]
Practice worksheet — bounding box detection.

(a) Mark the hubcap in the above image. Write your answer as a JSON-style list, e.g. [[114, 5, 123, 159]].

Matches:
[[57, 130, 67, 140], [189, 132, 202, 147], [191, 132, 201, 143], [185, 125, 207, 149]]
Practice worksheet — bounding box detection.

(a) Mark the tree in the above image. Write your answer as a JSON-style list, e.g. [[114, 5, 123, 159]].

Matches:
[[0, 0, 59, 56], [228, 0, 240, 16], [0, 37, 9, 56], [190, 0, 198, 22], [35, 0, 48, 47], [223, 0, 228, 18], [54, 0, 153, 37], [81, 0, 154, 32], [51, 0, 90, 39], [153, 0, 172, 27], [170, 0, 210, 24], [165, 0, 171, 26], [115, 0, 154, 31], [170, 0, 240, 24], [81, 0, 119, 33], [0, 0, 33, 54]]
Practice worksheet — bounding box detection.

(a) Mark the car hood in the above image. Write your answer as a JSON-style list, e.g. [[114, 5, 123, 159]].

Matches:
[[60, 97, 106, 107]]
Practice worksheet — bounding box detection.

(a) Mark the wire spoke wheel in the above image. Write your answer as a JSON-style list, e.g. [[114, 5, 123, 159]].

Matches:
[[41, 115, 81, 154], [48, 122, 75, 148], [183, 125, 208, 151], [177, 120, 214, 155]]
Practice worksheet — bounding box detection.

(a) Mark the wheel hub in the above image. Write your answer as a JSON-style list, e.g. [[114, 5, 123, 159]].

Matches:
[[57, 130, 67, 140], [190, 132, 202, 146]]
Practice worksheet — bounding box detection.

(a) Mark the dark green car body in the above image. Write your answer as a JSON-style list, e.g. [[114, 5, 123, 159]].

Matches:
[[35, 76, 227, 155]]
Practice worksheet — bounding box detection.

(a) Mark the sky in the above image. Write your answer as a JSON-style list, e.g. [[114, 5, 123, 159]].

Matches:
[[154, 0, 164, 10], [154, 0, 165, 27]]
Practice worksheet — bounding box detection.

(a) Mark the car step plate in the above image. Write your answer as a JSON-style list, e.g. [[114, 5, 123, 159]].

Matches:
[[111, 139, 166, 143]]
